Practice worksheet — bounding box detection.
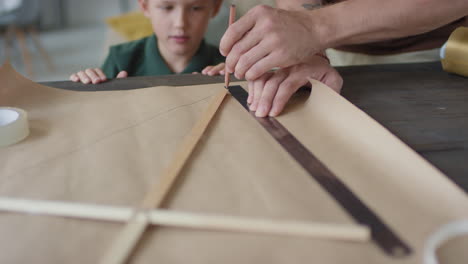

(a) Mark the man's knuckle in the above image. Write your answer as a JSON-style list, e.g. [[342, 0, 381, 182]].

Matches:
[[231, 44, 243, 57], [262, 91, 275, 103], [255, 5, 270, 14], [246, 70, 257, 81], [230, 25, 242, 37], [280, 80, 298, 94], [239, 55, 253, 69], [263, 19, 275, 31]]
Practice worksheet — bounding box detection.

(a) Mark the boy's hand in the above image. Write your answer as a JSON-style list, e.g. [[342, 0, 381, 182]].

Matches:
[[70, 69, 128, 84], [115, 71, 128, 79], [248, 55, 343, 117], [201, 63, 226, 76]]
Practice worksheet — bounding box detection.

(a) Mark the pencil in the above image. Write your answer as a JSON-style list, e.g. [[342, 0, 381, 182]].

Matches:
[[224, 4, 236, 88]]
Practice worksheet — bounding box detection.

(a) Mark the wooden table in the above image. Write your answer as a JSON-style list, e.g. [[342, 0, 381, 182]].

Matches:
[[44, 62, 468, 193]]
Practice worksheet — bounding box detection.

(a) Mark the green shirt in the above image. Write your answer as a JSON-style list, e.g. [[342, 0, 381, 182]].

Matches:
[[101, 35, 225, 78]]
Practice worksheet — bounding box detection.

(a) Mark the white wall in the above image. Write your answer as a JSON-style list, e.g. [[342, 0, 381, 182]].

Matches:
[[62, 0, 276, 28], [39, 0, 275, 45], [66, 0, 122, 27], [39, 0, 277, 29], [38, 0, 124, 29]]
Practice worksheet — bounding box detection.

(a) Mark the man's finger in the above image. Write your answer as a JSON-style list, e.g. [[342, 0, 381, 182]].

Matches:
[[250, 74, 270, 111], [247, 81, 254, 105], [219, 5, 265, 56], [322, 71, 344, 93], [224, 29, 261, 74], [270, 75, 306, 116], [245, 53, 278, 81], [250, 80, 264, 111], [233, 40, 269, 80], [255, 72, 287, 117]]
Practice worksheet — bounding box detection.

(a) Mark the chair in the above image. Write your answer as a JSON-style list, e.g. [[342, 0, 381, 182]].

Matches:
[[0, 0, 54, 77]]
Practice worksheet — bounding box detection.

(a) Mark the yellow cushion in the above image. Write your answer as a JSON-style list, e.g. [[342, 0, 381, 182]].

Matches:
[[105, 11, 153, 41]]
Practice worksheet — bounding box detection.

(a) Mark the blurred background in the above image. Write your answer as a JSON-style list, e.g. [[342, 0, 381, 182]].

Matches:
[[0, 0, 274, 82]]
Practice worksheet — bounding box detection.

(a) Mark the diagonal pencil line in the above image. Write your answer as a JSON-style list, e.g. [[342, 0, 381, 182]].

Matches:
[[6, 92, 218, 179]]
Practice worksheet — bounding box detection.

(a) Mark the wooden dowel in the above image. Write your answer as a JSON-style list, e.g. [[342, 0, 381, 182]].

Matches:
[[100, 88, 229, 264], [0, 197, 131, 222], [141, 89, 228, 209], [148, 210, 369, 241], [0, 197, 370, 242], [224, 4, 236, 88]]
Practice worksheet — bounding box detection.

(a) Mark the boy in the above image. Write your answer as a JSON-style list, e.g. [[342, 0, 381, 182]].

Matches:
[[70, 0, 225, 84]]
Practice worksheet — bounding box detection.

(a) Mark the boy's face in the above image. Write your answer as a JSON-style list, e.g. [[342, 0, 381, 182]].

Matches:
[[139, 0, 222, 57]]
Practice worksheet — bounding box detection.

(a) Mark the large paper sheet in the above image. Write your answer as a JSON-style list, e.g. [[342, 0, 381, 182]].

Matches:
[[0, 64, 467, 263]]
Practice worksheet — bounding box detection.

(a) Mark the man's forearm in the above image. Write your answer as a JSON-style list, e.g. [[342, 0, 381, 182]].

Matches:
[[278, 0, 467, 49], [316, 0, 467, 48], [275, 0, 323, 11], [275, 0, 330, 61]]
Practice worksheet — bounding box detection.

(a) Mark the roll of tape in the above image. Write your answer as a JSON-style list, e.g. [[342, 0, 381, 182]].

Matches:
[[424, 220, 468, 264], [441, 27, 468, 77], [0, 107, 29, 147]]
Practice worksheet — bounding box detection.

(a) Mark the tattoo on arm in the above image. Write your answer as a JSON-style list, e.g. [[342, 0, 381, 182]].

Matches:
[[302, 3, 322, 10], [301, 0, 325, 10]]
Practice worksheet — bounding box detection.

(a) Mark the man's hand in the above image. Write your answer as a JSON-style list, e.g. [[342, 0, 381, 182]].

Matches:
[[220, 5, 323, 81], [248, 55, 343, 117]]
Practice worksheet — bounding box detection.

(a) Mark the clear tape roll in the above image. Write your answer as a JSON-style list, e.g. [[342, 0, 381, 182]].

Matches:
[[424, 219, 468, 264], [441, 26, 468, 77], [0, 107, 29, 147]]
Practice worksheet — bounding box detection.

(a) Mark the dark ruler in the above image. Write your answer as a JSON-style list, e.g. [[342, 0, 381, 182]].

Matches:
[[227, 85, 412, 257]]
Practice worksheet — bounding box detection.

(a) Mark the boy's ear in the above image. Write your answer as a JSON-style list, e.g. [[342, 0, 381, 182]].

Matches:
[[211, 0, 223, 18], [138, 0, 150, 17]]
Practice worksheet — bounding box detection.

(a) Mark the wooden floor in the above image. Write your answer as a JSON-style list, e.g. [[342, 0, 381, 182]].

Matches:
[[45, 62, 468, 193]]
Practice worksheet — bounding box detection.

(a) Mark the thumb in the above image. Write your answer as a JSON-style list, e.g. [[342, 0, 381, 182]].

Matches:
[[322, 71, 343, 93], [116, 71, 128, 79]]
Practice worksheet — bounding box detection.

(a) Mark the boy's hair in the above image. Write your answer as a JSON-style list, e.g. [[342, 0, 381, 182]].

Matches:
[[143, 0, 222, 4], [141, 0, 223, 16]]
